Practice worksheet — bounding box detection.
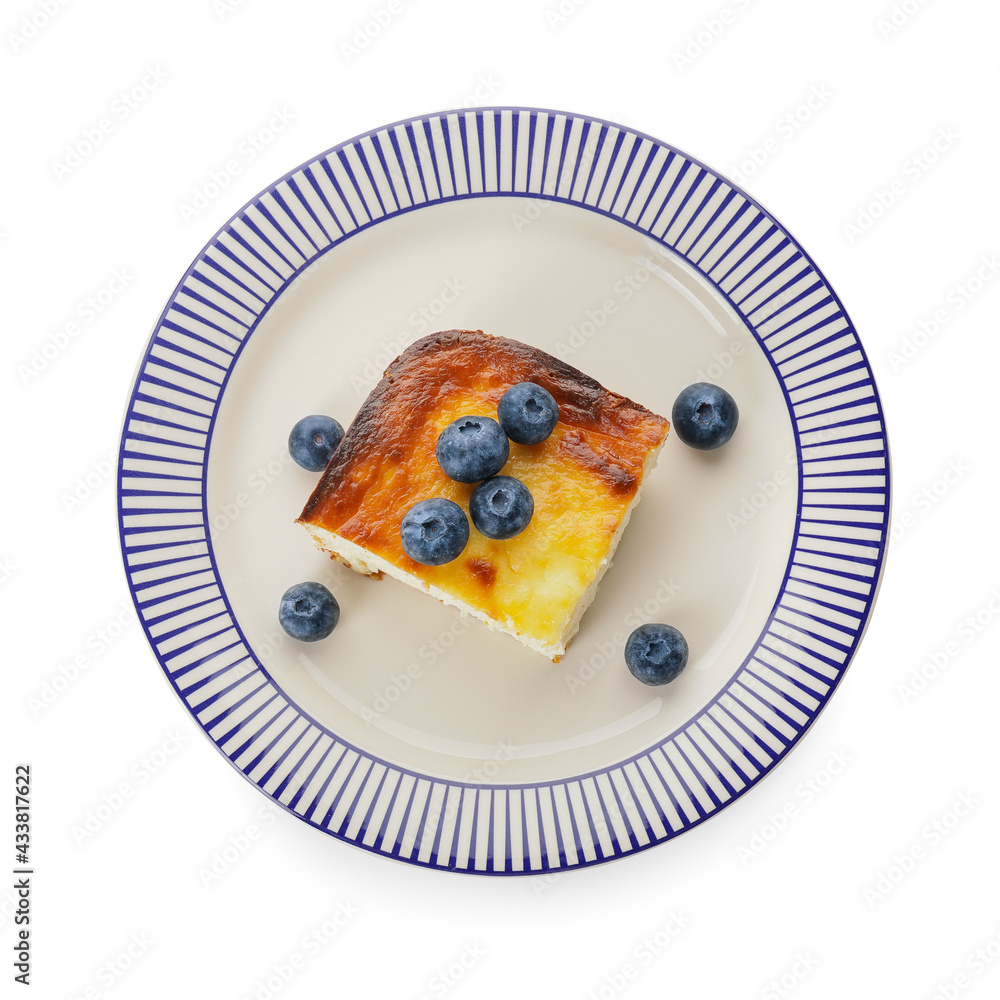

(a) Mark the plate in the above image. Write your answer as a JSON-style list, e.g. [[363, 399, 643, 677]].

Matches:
[[117, 108, 890, 874]]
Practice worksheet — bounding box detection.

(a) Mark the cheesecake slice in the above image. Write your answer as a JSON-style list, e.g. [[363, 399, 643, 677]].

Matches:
[[297, 330, 669, 660]]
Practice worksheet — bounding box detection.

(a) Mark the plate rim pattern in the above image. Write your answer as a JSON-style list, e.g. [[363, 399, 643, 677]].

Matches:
[[117, 106, 890, 874]]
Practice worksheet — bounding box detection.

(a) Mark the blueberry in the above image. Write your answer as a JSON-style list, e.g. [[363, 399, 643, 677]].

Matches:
[[278, 581, 340, 641], [400, 498, 470, 565], [624, 623, 689, 685], [289, 414, 345, 472], [435, 415, 509, 483], [671, 383, 739, 450], [498, 382, 559, 445], [469, 476, 534, 540]]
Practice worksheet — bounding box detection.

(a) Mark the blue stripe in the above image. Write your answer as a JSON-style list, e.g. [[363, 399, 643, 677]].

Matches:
[[619, 142, 658, 220], [592, 129, 626, 207], [354, 766, 391, 844], [605, 133, 642, 211], [645, 157, 693, 237], [334, 148, 373, 222], [455, 114, 473, 193], [117, 107, 892, 876], [631, 150, 674, 224], [657, 164, 709, 242], [199, 254, 270, 304], [290, 740, 339, 813], [673, 176, 723, 249], [182, 655, 254, 703], [269, 728, 322, 800], [166, 302, 242, 348], [318, 752, 363, 829], [690, 196, 752, 268], [252, 200, 311, 260], [690, 722, 747, 794], [284, 177, 334, 245], [319, 156, 362, 230], [715, 697, 787, 759], [269, 188, 324, 253], [385, 128, 417, 206], [222, 227, 287, 284], [672, 739, 722, 811], [420, 119, 446, 199], [296, 740, 347, 829], [303, 162, 353, 232], [604, 774, 640, 852], [243, 711, 299, 775], [352, 143, 389, 218]]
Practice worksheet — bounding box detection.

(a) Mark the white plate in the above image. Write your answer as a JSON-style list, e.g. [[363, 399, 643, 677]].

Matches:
[[117, 108, 890, 874]]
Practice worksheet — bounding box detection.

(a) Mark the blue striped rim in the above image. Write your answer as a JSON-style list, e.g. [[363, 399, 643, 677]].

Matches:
[[117, 108, 890, 875]]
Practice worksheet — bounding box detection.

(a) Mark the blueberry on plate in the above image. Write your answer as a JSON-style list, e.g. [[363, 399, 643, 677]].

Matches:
[[278, 581, 340, 641], [670, 383, 739, 450], [400, 498, 470, 565], [497, 381, 559, 445], [435, 415, 509, 483], [289, 414, 345, 472], [469, 476, 534, 540], [624, 623, 689, 685]]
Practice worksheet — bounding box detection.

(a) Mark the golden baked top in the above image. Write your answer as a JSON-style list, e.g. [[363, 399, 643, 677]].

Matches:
[[298, 329, 669, 654]]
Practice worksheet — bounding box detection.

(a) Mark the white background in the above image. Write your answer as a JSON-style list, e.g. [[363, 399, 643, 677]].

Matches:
[[4, 0, 1000, 997]]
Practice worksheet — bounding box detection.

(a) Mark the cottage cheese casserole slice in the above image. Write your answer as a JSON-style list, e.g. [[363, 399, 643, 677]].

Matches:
[[297, 329, 669, 660]]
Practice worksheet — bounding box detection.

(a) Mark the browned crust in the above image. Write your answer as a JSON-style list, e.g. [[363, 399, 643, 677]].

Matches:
[[299, 329, 667, 528]]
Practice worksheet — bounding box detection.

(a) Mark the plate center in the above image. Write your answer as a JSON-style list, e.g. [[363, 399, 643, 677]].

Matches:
[[207, 196, 797, 784]]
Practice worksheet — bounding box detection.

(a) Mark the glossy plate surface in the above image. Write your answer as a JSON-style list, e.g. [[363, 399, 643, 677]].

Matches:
[[117, 108, 889, 874]]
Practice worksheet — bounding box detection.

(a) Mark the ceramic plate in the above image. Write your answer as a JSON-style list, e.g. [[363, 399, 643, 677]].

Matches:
[[117, 108, 890, 874]]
